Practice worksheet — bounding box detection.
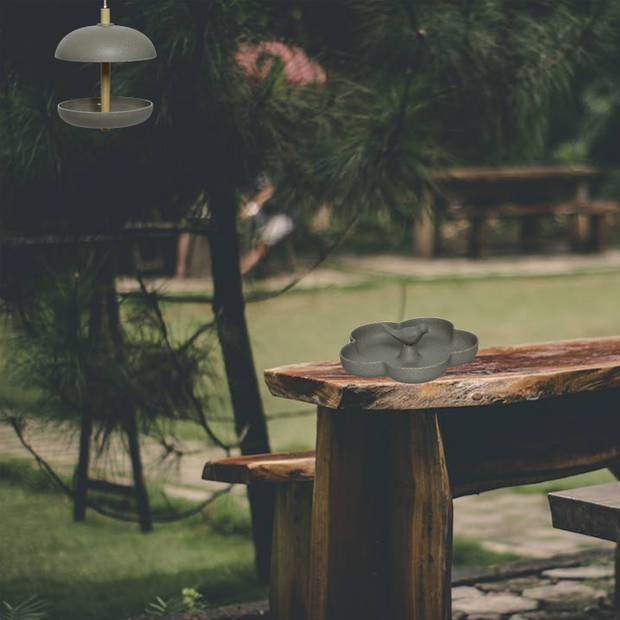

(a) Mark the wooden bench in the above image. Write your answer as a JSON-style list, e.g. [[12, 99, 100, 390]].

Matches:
[[203, 452, 314, 620], [204, 337, 620, 620], [549, 481, 620, 606], [448, 199, 618, 258], [415, 166, 620, 258], [205, 453, 620, 619]]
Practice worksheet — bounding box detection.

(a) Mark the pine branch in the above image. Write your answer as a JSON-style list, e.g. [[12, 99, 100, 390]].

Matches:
[[4, 410, 233, 524], [136, 275, 241, 453]]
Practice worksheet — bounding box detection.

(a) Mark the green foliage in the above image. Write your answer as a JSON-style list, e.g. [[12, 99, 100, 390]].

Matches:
[[292, 0, 610, 166], [145, 588, 207, 616], [2, 256, 215, 444], [0, 597, 47, 620]]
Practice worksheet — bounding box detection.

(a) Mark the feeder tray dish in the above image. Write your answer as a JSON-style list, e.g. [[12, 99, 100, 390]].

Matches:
[[57, 97, 153, 129], [340, 318, 478, 384]]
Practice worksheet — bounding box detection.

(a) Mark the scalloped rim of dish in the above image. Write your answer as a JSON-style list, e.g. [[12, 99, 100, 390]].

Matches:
[[339, 319, 478, 383]]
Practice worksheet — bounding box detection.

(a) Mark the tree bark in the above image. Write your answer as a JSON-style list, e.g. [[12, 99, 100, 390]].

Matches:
[[208, 185, 274, 582]]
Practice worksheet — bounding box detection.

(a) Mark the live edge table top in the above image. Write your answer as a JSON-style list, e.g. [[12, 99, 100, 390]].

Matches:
[[263, 336, 620, 411]]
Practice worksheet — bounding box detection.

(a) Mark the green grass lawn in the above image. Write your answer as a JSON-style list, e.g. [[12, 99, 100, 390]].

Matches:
[[0, 458, 531, 620], [0, 461, 265, 620], [2, 270, 620, 619]]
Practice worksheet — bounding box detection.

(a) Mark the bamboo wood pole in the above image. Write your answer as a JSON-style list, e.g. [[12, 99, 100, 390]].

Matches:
[[100, 6, 111, 130]]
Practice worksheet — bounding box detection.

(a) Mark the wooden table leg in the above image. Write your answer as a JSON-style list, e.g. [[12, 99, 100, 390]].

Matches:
[[309, 407, 453, 620], [413, 194, 435, 258], [588, 213, 607, 253], [520, 214, 541, 253], [270, 481, 313, 620], [468, 215, 488, 258]]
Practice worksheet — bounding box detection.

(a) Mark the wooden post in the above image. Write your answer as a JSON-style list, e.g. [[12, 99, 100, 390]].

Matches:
[[309, 407, 453, 620], [100, 63, 111, 112], [73, 411, 92, 521], [124, 412, 153, 533], [570, 181, 589, 251], [100, 6, 111, 130], [468, 215, 488, 258], [588, 214, 608, 253], [412, 189, 435, 258], [519, 215, 541, 253], [607, 462, 620, 607], [615, 545, 620, 609], [270, 481, 313, 620]]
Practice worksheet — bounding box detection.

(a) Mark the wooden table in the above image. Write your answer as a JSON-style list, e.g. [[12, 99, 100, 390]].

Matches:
[[414, 165, 618, 258], [264, 337, 620, 620]]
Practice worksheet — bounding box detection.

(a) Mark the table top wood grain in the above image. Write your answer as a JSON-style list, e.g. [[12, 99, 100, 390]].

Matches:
[[264, 336, 620, 411]]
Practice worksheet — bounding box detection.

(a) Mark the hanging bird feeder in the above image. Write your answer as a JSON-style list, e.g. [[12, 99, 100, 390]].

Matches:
[[55, 1, 156, 130]]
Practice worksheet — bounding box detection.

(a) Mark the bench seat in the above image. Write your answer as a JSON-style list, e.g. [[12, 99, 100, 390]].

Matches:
[[549, 481, 620, 543], [549, 482, 620, 606], [202, 450, 314, 484]]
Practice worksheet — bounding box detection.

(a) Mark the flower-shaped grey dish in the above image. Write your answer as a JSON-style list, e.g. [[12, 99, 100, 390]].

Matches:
[[340, 318, 478, 384]]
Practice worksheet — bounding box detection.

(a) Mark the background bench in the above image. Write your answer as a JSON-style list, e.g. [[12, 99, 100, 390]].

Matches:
[[414, 166, 620, 258]]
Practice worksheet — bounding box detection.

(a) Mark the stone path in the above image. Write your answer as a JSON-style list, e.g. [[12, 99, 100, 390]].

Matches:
[[454, 491, 613, 559], [116, 249, 620, 296], [450, 549, 618, 620], [128, 549, 620, 619], [0, 419, 225, 502], [335, 249, 620, 282]]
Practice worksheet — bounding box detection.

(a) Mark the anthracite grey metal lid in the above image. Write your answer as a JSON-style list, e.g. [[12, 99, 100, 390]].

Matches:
[[55, 24, 156, 63], [57, 97, 153, 129]]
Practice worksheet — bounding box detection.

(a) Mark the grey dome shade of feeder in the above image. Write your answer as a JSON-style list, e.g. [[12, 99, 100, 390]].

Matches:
[[55, 25, 156, 63], [55, 3, 156, 130], [340, 318, 478, 383]]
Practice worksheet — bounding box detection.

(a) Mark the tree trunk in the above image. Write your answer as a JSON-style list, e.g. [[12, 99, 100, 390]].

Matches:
[[208, 185, 274, 582]]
